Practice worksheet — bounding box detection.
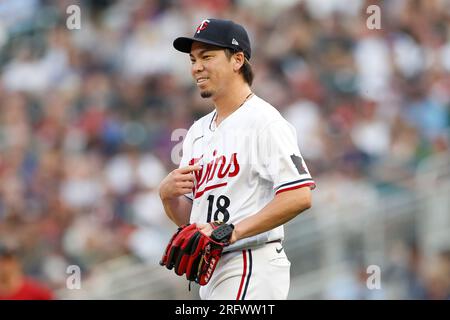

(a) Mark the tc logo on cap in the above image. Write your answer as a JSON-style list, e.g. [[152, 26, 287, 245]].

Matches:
[[196, 19, 210, 33]]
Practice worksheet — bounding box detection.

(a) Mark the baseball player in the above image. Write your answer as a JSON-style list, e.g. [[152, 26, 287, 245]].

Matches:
[[159, 19, 315, 300]]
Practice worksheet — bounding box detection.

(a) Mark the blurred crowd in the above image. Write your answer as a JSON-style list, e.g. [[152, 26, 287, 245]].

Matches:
[[0, 0, 449, 299]]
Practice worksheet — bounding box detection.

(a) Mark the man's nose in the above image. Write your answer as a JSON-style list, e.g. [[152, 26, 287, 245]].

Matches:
[[192, 60, 204, 74]]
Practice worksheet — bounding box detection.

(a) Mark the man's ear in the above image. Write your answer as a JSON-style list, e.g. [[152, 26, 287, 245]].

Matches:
[[233, 52, 245, 72]]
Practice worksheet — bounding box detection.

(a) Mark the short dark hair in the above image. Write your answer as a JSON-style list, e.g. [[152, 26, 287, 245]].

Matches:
[[0, 243, 17, 258], [224, 49, 254, 86]]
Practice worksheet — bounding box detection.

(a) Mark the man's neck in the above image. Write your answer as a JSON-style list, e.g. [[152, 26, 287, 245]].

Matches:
[[213, 85, 252, 125]]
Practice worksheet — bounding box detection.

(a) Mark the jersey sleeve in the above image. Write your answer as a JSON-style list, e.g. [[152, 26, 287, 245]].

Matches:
[[179, 127, 195, 201], [256, 119, 316, 194]]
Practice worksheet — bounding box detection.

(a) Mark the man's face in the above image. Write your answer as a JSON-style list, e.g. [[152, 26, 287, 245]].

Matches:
[[190, 42, 234, 99], [0, 256, 20, 281]]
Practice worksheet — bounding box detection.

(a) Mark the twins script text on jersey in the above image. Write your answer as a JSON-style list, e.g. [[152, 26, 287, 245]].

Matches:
[[189, 151, 240, 199]]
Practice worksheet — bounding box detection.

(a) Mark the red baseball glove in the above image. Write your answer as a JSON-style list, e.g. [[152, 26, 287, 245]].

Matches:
[[159, 221, 234, 285]]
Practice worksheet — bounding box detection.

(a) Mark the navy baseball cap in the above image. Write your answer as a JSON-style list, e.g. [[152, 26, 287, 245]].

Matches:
[[173, 19, 251, 60]]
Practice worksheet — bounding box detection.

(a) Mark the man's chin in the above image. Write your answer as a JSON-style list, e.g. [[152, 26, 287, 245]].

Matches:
[[200, 91, 213, 98]]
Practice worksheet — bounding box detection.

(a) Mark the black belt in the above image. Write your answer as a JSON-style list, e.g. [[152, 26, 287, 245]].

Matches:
[[223, 239, 282, 254], [266, 239, 282, 245]]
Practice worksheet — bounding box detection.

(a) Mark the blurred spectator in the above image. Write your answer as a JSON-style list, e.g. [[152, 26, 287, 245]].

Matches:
[[0, 243, 53, 300], [324, 262, 386, 300], [383, 240, 428, 299], [423, 249, 450, 300]]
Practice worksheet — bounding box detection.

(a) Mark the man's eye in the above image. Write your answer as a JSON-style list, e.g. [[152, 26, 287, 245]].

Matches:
[[203, 55, 211, 59], [190, 60, 195, 64]]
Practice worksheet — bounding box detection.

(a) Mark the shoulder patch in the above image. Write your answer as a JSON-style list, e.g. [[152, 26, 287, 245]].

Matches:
[[290, 154, 307, 175]]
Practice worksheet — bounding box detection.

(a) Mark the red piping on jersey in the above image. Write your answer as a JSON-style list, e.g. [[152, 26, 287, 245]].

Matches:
[[236, 250, 247, 300], [275, 182, 316, 195], [194, 182, 227, 199]]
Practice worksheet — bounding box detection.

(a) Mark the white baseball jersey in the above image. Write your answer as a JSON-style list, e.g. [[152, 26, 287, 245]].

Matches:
[[179, 94, 315, 252]]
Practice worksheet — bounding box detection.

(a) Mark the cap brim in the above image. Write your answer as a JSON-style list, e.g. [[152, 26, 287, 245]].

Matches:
[[173, 37, 230, 54]]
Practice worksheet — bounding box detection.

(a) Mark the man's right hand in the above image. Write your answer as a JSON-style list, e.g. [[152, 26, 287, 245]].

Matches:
[[159, 165, 201, 200]]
